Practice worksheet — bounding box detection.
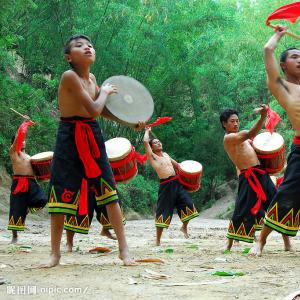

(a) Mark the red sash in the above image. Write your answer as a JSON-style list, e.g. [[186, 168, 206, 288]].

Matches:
[[240, 167, 267, 216], [12, 175, 35, 195]]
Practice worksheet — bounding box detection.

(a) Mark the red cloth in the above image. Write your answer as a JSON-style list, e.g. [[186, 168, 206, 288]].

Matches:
[[135, 151, 147, 165], [74, 121, 101, 178], [266, 2, 300, 25], [293, 136, 300, 144], [241, 167, 267, 216], [78, 178, 88, 215], [15, 120, 34, 153], [265, 107, 281, 134], [12, 176, 34, 194], [148, 117, 172, 127], [276, 175, 284, 188]]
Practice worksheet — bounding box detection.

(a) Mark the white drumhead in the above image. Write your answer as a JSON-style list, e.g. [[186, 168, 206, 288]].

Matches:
[[105, 137, 132, 161], [253, 132, 284, 153], [31, 151, 53, 162], [179, 160, 202, 174], [102, 76, 154, 125]]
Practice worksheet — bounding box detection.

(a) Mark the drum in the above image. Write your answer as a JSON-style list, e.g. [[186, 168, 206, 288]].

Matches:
[[105, 137, 138, 183], [102, 75, 154, 127], [30, 151, 53, 182], [178, 160, 203, 193], [252, 132, 286, 175]]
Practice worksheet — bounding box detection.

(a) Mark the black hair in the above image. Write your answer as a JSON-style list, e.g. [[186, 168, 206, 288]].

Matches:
[[64, 34, 92, 68], [64, 34, 92, 54], [280, 47, 300, 72], [149, 138, 155, 148], [219, 109, 239, 130]]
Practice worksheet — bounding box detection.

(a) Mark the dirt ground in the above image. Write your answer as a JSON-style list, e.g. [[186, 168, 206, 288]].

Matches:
[[0, 213, 300, 300]]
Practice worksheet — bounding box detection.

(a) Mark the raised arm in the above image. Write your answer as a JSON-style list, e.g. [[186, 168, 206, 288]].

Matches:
[[143, 127, 155, 161], [225, 105, 268, 145], [61, 70, 117, 118], [264, 26, 289, 107]]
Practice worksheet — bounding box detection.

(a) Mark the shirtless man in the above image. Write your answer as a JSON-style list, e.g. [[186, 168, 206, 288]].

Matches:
[[8, 122, 47, 243], [45, 34, 135, 267], [220, 106, 290, 251], [251, 25, 300, 256], [143, 127, 199, 246]]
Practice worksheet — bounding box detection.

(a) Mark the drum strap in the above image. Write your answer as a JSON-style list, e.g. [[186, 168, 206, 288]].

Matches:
[[12, 175, 35, 194], [241, 167, 267, 216]]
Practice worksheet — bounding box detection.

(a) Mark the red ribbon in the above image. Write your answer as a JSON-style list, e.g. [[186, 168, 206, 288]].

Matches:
[[16, 120, 34, 153], [12, 176, 35, 194], [241, 167, 267, 216], [265, 107, 281, 134], [74, 121, 101, 178], [78, 178, 88, 215], [266, 2, 300, 25], [160, 175, 179, 185], [148, 117, 172, 127]]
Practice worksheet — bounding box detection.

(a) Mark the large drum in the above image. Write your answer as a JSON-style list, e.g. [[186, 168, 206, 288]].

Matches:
[[252, 132, 286, 175], [178, 160, 203, 193], [105, 137, 138, 184], [102, 75, 154, 127], [30, 151, 53, 182]]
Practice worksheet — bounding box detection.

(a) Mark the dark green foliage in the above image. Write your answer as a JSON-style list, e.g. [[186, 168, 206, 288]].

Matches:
[[0, 0, 296, 214]]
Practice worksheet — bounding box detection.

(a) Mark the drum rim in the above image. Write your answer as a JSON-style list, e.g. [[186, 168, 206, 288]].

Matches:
[[252, 132, 284, 154], [179, 160, 203, 174], [105, 137, 132, 161], [102, 75, 154, 126], [30, 151, 54, 162]]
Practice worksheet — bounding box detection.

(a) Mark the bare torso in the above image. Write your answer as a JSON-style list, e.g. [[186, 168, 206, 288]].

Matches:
[[58, 71, 97, 118], [10, 150, 34, 176], [224, 138, 260, 171], [149, 152, 176, 179], [279, 81, 300, 136]]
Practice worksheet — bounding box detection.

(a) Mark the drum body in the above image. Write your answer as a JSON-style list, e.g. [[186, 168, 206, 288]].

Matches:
[[30, 151, 54, 182], [105, 137, 137, 183], [252, 132, 285, 175], [178, 160, 203, 192], [102, 76, 154, 127]]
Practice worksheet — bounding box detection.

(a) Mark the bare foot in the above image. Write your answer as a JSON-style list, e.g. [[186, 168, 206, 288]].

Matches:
[[10, 237, 18, 244], [39, 253, 61, 268], [180, 226, 189, 239], [100, 228, 117, 240], [225, 238, 233, 252], [119, 248, 137, 266], [66, 243, 73, 253], [249, 240, 265, 257]]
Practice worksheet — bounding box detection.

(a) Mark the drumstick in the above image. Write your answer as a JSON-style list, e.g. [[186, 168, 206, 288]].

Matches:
[[10, 108, 35, 124], [268, 23, 300, 40]]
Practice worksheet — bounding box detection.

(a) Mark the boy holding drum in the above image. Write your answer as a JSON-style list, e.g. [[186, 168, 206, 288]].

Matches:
[[8, 122, 47, 243], [220, 106, 291, 251], [251, 25, 300, 256], [143, 127, 199, 246], [45, 34, 135, 267]]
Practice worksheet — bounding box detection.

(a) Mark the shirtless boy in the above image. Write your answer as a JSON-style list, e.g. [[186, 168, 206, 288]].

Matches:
[[45, 34, 135, 267], [8, 123, 47, 243], [220, 106, 290, 251], [143, 127, 199, 246], [251, 25, 300, 256]]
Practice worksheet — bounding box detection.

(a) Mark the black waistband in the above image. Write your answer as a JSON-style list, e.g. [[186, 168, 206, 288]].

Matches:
[[159, 175, 178, 183], [60, 116, 95, 121]]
